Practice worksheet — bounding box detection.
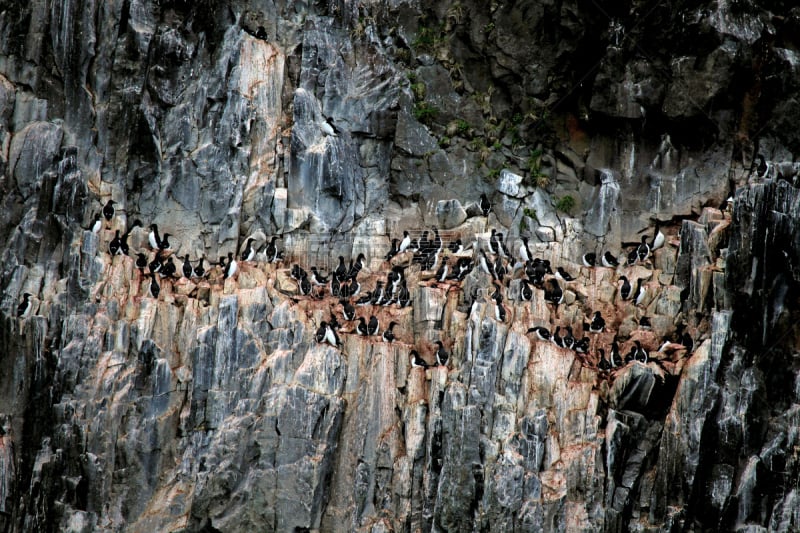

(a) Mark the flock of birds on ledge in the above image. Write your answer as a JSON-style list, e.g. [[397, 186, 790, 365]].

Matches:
[[17, 193, 696, 377]]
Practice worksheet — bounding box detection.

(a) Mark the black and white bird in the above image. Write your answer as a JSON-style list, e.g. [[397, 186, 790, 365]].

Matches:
[[224, 252, 238, 279], [527, 326, 551, 341], [561, 326, 575, 350], [148, 224, 162, 250], [348, 253, 366, 280], [334, 256, 348, 280], [309, 267, 328, 286], [315, 322, 329, 344], [574, 337, 590, 354], [582, 252, 596, 267], [149, 255, 164, 276], [552, 326, 564, 348], [319, 116, 338, 137], [136, 253, 148, 274], [399, 231, 412, 253], [598, 349, 611, 372], [610, 340, 623, 367], [650, 221, 665, 251], [636, 235, 650, 262], [265, 236, 282, 263], [479, 250, 493, 276], [108, 230, 123, 255], [434, 341, 449, 367], [493, 255, 506, 281], [157, 233, 172, 251], [17, 293, 31, 317], [479, 192, 491, 216], [633, 278, 646, 306], [448, 239, 464, 254], [385, 238, 399, 260], [382, 321, 398, 343], [589, 311, 605, 333], [397, 281, 411, 308], [519, 236, 532, 263], [602, 251, 619, 268], [494, 300, 507, 322], [356, 317, 369, 336], [626, 248, 638, 266], [241, 238, 256, 262], [618, 276, 632, 300], [367, 315, 380, 336], [298, 273, 312, 295], [102, 199, 116, 222], [520, 279, 533, 302], [193, 257, 206, 278], [489, 229, 501, 255], [435, 258, 450, 282], [182, 255, 193, 278], [290, 264, 305, 281], [638, 316, 652, 329], [341, 299, 356, 321], [149, 276, 161, 299], [410, 350, 430, 370], [316, 321, 339, 347], [90, 212, 103, 233], [544, 279, 564, 305], [556, 267, 575, 282], [160, 257, 177, 279]]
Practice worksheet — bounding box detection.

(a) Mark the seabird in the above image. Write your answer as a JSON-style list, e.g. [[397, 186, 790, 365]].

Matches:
[[619, 276, 632, 300], [479, 250, 493, 276], [194, 257, 206, 278], [410, 350, 430, 369], [602, 251, 619, 268], [356, 317, 369, 336], [552, 326, 564, 348], [382, 321, 398, 342], [330, 274, 341, 297], [119, 220, 141, 255], [349, 278, 361, 297], [638, 316, 652, 329], [634, 341, 648, 363], [650, 221, 665, 251], [149, 255, 163, 275], [489, 229, 500, 255], [598, 349, 611, 372], [90, 213, 103, 233], [108, 231, 123, 255], [339, 279, 351, 298], [636, 235, 650, 262], [158, 233, 173, 251], [434, 341, 449, 367], [241, 238, 256, 262], [610, 339, 622, 367], [348, 253, 366, 280], [334, 256, 347, 279], [356, 291, 374, 306], [315, 322, 328, 343], [399, 231, 412, 253], [589, 311, 605, 333], [755, 153, 769, 178], [367, 315, 379, 336], [520, 279, 533, 301], [369, 281, 385, 305], [160, 257, 177, 278], [136, 253, 148, 274], [574, 336, 590, 353], [582, 252, 596, 267], [543, 279, 564, 305], [310, 267, 328, 286], [265, 236, 282, 263], [519, 236, 532, 263], [320, 116, 338, 137], [493, 255, 506, 281], [17, 293, 31, 317], [148, 224, 162, 250], [633, 279, 646, 306], [224, 252, 238, 279], [435, 259, 450, 282], [385, 238, 399, 260], [562, 326, 575, 350], [556, 267, 575, 282], [494, 300, 507, 322], [341, 299, 356, 321], [149, 276, 161, 298], [182, 255, 193, 278], [299, 273, 312, 295], [102, 199, 116, 222], [526, 326, 551, 341], [397, 281, 411, 308], [448, 239, 464, 254], [479, 193, 491, 216]]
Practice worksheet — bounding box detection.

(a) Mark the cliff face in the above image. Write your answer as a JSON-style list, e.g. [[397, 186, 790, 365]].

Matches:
[[1, 0, 800, 532]]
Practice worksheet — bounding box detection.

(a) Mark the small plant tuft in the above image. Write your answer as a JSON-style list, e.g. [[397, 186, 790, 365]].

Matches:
[[555, 195, 576, 214], [413, 102, 439, 125]]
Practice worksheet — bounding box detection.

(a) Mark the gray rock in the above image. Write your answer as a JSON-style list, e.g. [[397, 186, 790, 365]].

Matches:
[[435, 199, 467, 229]]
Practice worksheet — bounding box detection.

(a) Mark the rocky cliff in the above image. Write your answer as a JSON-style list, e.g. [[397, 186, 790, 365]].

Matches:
[[1, 0, 800, 531]]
